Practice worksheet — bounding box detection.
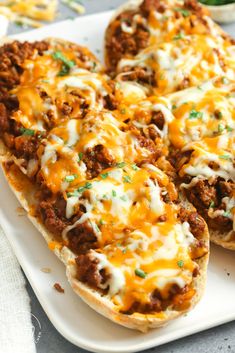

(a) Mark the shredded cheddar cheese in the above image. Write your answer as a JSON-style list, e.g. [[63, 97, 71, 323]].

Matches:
[[0, 0, 58, 27], [117, 35, 235, 96]]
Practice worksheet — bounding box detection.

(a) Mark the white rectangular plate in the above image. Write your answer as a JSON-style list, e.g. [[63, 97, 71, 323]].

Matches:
[[1, 10, 235, 353]]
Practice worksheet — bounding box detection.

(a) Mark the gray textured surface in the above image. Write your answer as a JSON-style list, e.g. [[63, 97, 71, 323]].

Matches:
[[8, 0, 235, 352]]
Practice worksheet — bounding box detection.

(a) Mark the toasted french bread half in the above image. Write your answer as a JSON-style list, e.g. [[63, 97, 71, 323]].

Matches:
[[210, 230, 235, 251], [0, 36, 209, 331], [104, 0, 230, 72], [0, 140, 209, 331]]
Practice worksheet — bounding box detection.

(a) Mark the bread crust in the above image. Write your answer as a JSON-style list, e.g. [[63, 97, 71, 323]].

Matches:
[[0, 138, 209, 331], [0, 35, 210, 331]]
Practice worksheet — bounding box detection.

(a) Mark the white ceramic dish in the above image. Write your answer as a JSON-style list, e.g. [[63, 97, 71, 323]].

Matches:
[[1, 10, 235, 353], [204, 3, 235, 23]]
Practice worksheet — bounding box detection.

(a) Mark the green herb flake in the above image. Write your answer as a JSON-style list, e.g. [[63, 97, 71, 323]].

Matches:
[[219, 154, 231, 160], [226, 126, 233, 132], [94, 224, 100, 233], [173, 32, 184, 40], [67, 191, 79, 198], [222, 76, 229, 85], [100, 172, 109, 179], [131, 164, 139, 171], [112, 190, 117, 197], [188, 110, 203, 120], [172, 104, 177, 110], [177, 260, 184, 268], [218, 123, 225, 133], [52, 51, 75, 76], [58, 64, 70, 77], [174, 8, 191, 17], [77, 182, 92, 193], [120, 108, 126, 114], [64, 174, 78, 182], [99, 219, 105, 225], [19, 127, 35, 136], [135, 268, 147, 279], [209, 201, 215, 208], [216, 111, 223, 119], [120, 195, 127, 201], [223, 211, 231, 218], [116, 162, 126, 168], [123, 175, 132, 183], [77, 152, 83, 162]]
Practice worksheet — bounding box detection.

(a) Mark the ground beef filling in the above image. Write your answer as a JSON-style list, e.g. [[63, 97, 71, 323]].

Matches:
[[73, 206, 206, 314], [185, 179, 234, 232], [105, 0, 211, 71], [105, 10, 150, 72], [0, 41, 49, 96], [38, 194, 98, 254]]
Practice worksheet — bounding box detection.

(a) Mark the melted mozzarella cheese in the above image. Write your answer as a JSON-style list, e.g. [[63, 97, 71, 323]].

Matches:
[[168, 80, 235, 149], [61, 163, 201, 309], [117, 35, 235, 96]]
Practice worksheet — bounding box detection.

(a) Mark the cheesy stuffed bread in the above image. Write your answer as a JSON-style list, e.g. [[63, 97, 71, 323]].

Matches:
[[168, 79, 235, 249], [105, 0, 232, 72], [120, 78, 234, 249], [0, 39, 209, 331], [115, 34, 235, 96]]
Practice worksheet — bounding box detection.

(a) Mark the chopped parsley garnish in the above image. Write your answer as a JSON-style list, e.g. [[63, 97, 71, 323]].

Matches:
[[209, 201, 215, 208], [91, 61, 97, 72], [188, 110, 203, 120], [67, 181, 92, 197], [222, 76, 229, 85], [218, 123, 225, 133], [52, 51, 75, 76], [112, 190, 117, 197], [135, 268, 147, 279], [172, 104, 177, 110], [77, 152, 83, 162], [120, 195, 127, 201], [173, 32, 184, 40], [120, 108, 126, 114], [84, 182, 92, 189], [219, 154, 231, 160], [223, 211, 231, 218], [123, 175, 132, 183], [177, 260, 184, 268], [77, 182, 92, 192], [64, 174, 78, 182], [101, 172, 109, 179], [131, 164, 139, 171], [226, 126, 233, 132], [57, 65, 70, 76], [19, 127, 35, 136], [94, 223, 100, 233], [216, 111, 223, 119], [116, 162, 126, 168], [174, 8, 191, 17], [99, 219, 105, 225]]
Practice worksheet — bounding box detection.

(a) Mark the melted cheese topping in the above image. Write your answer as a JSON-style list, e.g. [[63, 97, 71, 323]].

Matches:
[[11, 45, 108, 131], [118, 0, 224, 50], [38, 111, 156, 193], [179, 133, 235, 229], [168, 79, 235, 149], [117, 35, 235, 96], [63, 164, 200, 309], [0, 0, 57, 27]]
